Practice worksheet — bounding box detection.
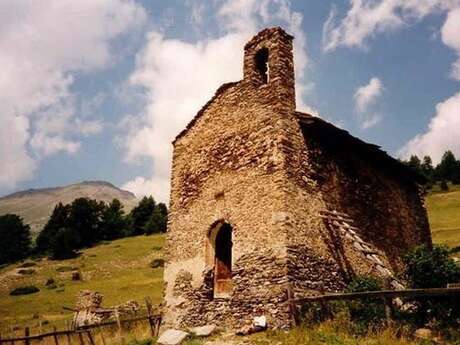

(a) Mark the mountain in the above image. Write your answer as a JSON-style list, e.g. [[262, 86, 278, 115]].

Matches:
[[0, 181, 138, 235]]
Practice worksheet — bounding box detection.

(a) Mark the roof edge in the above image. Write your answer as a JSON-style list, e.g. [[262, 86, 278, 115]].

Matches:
[[295, 111, 426, 184], [173, 81, 240, 144]]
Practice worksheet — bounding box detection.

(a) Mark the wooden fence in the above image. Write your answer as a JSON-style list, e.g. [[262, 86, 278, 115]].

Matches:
[[288, 286, 460, 324], [0, 309, 161, 345]]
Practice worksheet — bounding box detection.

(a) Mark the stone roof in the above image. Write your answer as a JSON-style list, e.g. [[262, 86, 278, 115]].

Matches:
[[296, 112, 426, 184]]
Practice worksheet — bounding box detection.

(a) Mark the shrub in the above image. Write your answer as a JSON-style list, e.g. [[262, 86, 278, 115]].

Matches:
[[10, 286, 40, 296], [440, 180, 449, 191], [17, 269, 35, 275], [402, 245, 460, 328], [56, 266, 78, 272], [149, 259, 164, 269], [45, 278, 55, 286], [19, 262, 36, 268], [345, 276, 385, 329], [403, 244, 459, 289]]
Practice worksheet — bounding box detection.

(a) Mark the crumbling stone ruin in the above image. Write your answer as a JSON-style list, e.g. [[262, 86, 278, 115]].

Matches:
[[164, 27, 432, 330], [72, 290, 139, 328]]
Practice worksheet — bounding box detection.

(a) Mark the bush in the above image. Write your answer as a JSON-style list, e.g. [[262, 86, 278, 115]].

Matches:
[[10, 286, 40, 296], [440, 180, 449, 191], [19, 262, 36, 268], [149, 259, 165, 269], [402, 245, 460, 328], [56, 266, 78, 272], [17, 269, 35, 275], [403, 244, 459, 289], [45, 278, 55, 285], [345, 276, 385, 329], [45, 278, 57, 290]]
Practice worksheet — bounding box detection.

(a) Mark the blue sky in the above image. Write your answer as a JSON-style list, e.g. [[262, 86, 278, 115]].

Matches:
[[1, 0, 459, 202]]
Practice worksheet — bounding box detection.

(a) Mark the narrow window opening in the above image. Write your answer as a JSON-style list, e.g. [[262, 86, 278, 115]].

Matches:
[[254, 48, 269, 84], [213, 223, 233, 297]]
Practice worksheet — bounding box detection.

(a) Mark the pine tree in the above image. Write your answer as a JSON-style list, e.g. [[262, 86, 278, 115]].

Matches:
[[128, 196, 156, 235], [36, 203, 70, 254], [100, 199, 127, 240], [436, 150, 458, 182], [0, 214, 31, 264]]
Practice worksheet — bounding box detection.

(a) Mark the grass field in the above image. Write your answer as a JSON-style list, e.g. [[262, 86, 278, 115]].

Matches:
[[0, 234, 164, 334], [426, 184, 460, 250]]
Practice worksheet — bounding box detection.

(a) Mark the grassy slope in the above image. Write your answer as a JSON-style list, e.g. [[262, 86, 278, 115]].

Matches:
[[426, 184, 460, 249], [0, 234, 164, 332]]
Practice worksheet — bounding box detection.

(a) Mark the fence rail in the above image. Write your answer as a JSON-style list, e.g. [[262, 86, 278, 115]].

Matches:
[[0, 314, 162, 345], [292, 287, 460, 303]]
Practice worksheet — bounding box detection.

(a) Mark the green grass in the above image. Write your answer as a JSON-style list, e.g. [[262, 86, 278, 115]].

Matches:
[[248, 320, 453, 345], [426, 184, 460, 249], [0, 234, 164, 333]]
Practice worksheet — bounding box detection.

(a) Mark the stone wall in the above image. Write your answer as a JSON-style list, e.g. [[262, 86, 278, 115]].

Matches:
[[300, 125, 431, 271], [170, 249, 290, 329]]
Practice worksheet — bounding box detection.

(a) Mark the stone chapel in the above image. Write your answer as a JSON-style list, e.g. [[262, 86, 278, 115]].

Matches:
[[163, 27, 431, 329]]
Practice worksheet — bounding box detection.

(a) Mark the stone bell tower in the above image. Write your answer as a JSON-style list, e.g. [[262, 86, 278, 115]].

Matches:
[[242, 27, 296, 112]]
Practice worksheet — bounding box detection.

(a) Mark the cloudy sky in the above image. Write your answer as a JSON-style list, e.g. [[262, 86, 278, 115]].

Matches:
[[1, 0, 459, 202]]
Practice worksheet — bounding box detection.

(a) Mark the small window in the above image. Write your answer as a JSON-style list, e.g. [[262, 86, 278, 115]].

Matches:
[[254, 48, 269, 84]]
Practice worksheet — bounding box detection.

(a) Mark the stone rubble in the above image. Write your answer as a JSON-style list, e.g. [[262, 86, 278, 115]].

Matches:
[[157, 329, 189, 345]]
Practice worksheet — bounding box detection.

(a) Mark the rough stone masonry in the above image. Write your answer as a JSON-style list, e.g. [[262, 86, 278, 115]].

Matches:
[[163, 27, 432, 330]]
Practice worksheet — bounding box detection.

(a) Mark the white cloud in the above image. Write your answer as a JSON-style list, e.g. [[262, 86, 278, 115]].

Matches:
[[353, 77, 383, 129], [441, 7, 460, 80], [121, 0, 312, 201], [399, 91, 460, 163], [0, 0, 146, 189], [354, 77, 383, 112], [322, 0, 458, 52]]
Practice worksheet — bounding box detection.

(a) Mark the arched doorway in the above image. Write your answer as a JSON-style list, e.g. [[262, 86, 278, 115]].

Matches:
[[210, 222, 233, 298]]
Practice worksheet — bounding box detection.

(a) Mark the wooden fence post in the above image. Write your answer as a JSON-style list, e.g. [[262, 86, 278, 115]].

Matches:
[[66, 332, 72, 345], [114, 310, 125, 345], [99, 329, 106, 345], [145, 297, 155, 337], [78, 332, 84, 345], [382, 279, 393, 323], [85, 331, 94, 345], [52, 327, 59, 345], [318, 282, 331, 319], [24, 328, 29, 345]]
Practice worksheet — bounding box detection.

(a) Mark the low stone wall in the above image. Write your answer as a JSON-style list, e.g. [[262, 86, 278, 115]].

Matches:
[[170, 249, 291, 330]]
